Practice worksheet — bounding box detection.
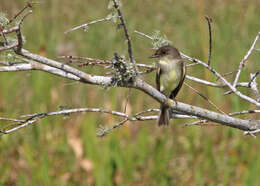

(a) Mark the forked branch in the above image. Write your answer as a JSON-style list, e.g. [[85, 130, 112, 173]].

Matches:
[[0, 2, 259, 136]]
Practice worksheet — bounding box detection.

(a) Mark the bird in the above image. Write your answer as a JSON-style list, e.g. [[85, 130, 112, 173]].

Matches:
[[149, 45, 186, 126]]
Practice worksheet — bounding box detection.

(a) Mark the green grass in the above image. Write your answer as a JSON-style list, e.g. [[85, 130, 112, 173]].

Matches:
[[0, 0, 260, 185]]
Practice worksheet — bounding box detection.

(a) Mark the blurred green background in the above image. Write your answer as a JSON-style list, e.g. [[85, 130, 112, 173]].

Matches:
[[1, 0, 260, 185]]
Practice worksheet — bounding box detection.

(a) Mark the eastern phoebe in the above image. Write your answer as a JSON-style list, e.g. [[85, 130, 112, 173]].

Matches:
[[150, 45, 185, 126]]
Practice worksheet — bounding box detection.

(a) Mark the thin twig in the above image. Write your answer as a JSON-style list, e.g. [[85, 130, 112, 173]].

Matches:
[[112, 0, 135, 64], [244, 129, 260, 138], [216, 70, 237, 81], [21, 108, 128, 118], [0, 106, 197, 135], [250, 73, 260, 102], [0, 119, 37, 135], [59, 55, 155, 73], [249, 70, 260, 87], [187, 75, 227, 88], [0, 42, 18, 52], [182, 54, 260, 106], [0, 26, 19, 35], [64, 16, 115, 34], [229, 110, 260, 116], [124, 88, 131, 113], [15, 10, 33, 53], [2, 32, 9, 46], [134, 30, 153, 40], [134, 108, 159, 116], [184, 82, 226, 115], [205, 16, 212, 65], [226, 71, 260, 98], [0, 117, 24, 122], [5, 1, 39, 26], [97, 118, 128, 137], [182, 119, 208, 127], [232, 32, 260, 88], [1, 10, 34, 53], [186, 63, 200, 67]]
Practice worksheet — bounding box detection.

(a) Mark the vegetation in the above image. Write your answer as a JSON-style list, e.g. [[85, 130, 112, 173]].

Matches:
[[0, 0, 260, 185]]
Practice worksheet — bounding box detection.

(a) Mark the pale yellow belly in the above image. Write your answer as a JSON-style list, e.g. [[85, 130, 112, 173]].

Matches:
[[160, 69, 181, 96]]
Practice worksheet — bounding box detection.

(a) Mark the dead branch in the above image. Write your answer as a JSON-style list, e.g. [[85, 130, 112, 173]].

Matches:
[[0, 1, 260, 137], [205, 16, 213, 65]]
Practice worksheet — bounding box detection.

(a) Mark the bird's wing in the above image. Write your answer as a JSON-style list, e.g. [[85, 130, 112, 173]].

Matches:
[[169, 61, 186, 99], [156, 66, 161, 91]]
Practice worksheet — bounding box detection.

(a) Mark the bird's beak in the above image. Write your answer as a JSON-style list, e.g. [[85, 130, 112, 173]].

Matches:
[[149, 54, 159, 58]]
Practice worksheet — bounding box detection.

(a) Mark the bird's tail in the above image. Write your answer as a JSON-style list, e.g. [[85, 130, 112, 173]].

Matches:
[[157, 104, 169, 126]]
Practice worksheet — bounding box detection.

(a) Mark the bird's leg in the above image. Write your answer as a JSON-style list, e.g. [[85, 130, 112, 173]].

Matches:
[[171, 97, 178, 107], [168, 97, 177, 119]]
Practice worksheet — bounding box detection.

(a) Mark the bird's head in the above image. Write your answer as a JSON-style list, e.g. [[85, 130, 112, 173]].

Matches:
[[149, 45, 181, 59]]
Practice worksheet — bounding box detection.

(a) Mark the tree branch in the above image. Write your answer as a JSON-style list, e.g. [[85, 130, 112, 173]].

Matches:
[[232, 32, 260, 88], [112, 0, 135, 64], [205, 16, 213, 65], [1, 2, 260, 137]]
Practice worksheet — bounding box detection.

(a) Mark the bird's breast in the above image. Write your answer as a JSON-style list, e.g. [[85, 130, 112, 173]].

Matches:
[[159, 58, 182, 95]]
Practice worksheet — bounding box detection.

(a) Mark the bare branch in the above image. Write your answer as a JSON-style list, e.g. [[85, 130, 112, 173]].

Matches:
[[15, 10, 33, 52], [112, 0, 135, 64], [0, 10, 32, 52], [250, 73, 260, 102], [60, 55, 251, 90], [182, 53, 260, 106], [59, 53, 252, 90], [0, 58, 81, 81], [0, 107, 194, 135], [134, 30, 153, 40], [249, 70, 260, 86], [0, 117, 24, 122], [135, 78, 260, 131], [9, 32, 259, 133], [1, 3, 260, 137], [21, 107, 129, 119], [1, 30, 9, 46], [205, 16, 213, 65], [184, 82, 226, 114], [10, 32, 260, 133], [65, 16, 115, 34], [244, 129, 260, 137], [5, 1, 39, 26], [182, 120, 208, 127], [0, 119, 37, 135], [97, 119, 128, 137], [0, 25, 19, 35], [186, 75, 249, 88], [59, 55, 155, 72], [216, 70, 237, 81], [0, 42, 18, 52], [229, 110, 260, 116], [232, 32, 260, 88]]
